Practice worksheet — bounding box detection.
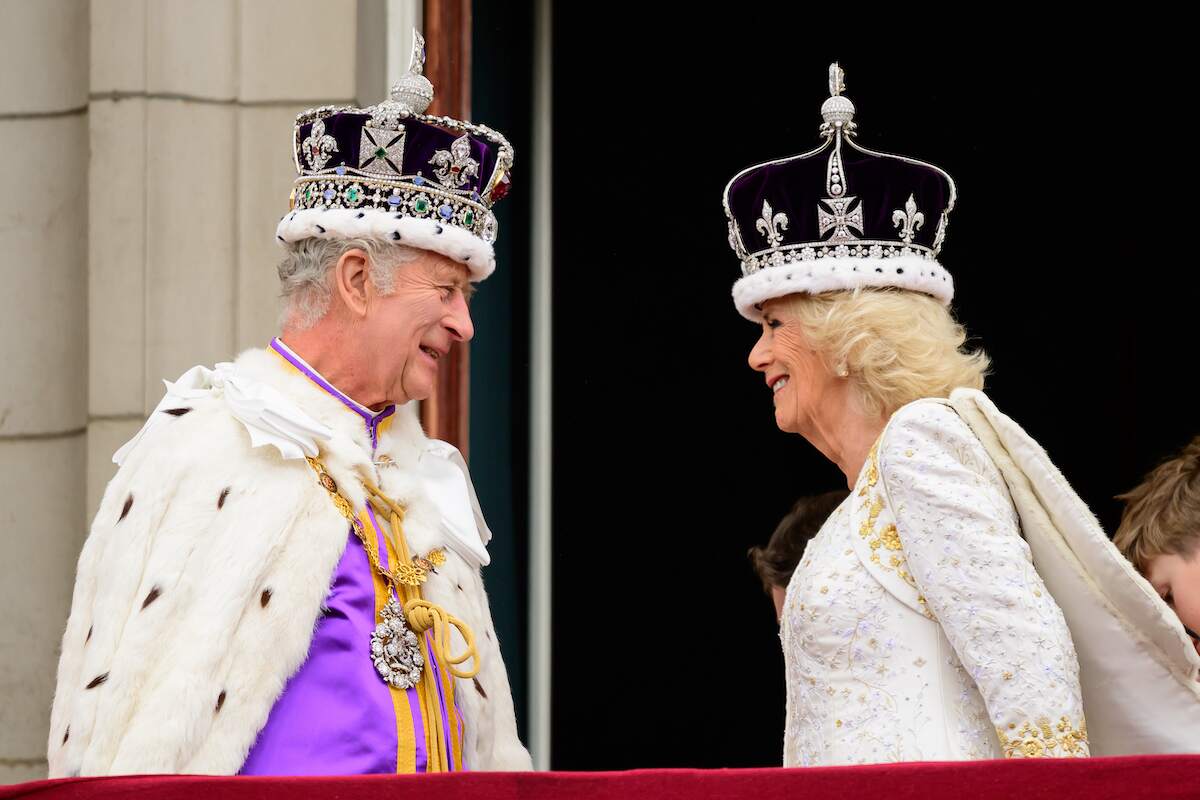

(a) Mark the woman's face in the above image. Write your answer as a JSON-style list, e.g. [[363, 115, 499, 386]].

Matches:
[[748, 297, 842, 438]]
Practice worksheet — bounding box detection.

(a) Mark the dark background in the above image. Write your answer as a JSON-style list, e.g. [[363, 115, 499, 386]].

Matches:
[[549, 14, 1196, 770], [470, 0, 534, 744]]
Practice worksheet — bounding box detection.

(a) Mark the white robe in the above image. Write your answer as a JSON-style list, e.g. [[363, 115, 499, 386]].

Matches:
[[47, 346, 531, 776], [782, 398, 1088, 765]]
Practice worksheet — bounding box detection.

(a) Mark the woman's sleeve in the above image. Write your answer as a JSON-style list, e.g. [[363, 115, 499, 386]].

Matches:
[[878, 401, 1089, 758]]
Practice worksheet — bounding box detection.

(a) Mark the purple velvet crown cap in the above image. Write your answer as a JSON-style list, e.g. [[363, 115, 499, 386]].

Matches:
[[275, 30, 514, 282], [723, 63, 957, 321]]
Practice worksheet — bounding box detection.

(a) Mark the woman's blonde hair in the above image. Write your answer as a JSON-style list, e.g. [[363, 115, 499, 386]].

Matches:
[[780, 288, 990, 419]]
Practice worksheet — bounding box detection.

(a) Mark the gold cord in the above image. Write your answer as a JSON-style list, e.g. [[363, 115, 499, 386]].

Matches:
[[306, 457, 480, 770]]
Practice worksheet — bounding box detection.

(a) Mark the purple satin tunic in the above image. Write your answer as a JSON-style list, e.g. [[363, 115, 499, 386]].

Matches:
[[239, 527, 418, 775]]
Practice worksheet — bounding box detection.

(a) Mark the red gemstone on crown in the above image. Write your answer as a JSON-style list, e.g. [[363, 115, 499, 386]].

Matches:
[[489, 172, 511, 202]]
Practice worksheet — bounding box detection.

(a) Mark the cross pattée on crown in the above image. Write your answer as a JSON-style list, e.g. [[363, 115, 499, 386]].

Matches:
[[817, 196, 864, 242]]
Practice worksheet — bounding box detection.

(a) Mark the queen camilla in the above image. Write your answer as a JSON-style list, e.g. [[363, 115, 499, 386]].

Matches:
[[724, 65, 1089, 766]]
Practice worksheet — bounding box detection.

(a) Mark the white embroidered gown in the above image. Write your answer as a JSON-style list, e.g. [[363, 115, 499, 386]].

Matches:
[[781, 399, 1088, 765]]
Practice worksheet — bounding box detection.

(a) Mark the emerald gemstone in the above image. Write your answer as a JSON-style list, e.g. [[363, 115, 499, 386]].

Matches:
[[464, 210, 474, 225], [415, 199, 428, 213], [347, 188, 359, 202], [375, 147, 387, 159]]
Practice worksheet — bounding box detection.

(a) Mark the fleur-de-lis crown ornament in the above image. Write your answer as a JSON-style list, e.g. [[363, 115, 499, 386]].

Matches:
[[301, 118, 339, 172], [722, 62, 959, 322], [430, 136, 480, 188], [277, 29, 515, 283], [756, 200, 788, 248]]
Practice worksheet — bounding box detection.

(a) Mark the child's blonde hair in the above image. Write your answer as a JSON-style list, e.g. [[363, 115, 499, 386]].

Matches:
[[1113, 435, 1200, 572]]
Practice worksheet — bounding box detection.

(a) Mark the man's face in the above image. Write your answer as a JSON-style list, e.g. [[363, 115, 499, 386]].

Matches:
[[364, 251, 474, 406], [1145, 551, 1200, 657]]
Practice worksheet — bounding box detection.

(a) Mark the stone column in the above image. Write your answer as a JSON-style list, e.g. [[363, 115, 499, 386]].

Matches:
[[86, 0, 358, 524], [0, 0, 90, 784]]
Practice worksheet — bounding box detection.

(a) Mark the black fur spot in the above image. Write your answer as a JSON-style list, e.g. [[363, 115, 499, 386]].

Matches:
[[218, 487, 231, 509], [118, 495, 134, 522], [391, 231, 401, 240], [473, 677, 488, 699], [315, 224, 326, 233], [63, 726, 69, 744], [215, 690, 226, 713], [355, 212, 365, 218], [85, 625, 92, 644], [434, 224, 444, 234], [86, 673, 109, 690], [162, 407, 192, 417], [260, 589, 273, 608], [141, 586, 162, 610]]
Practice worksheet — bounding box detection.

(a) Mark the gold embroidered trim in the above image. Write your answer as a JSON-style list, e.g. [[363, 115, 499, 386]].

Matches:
[[857, 442, 880, 497], [878, 523, 902, 552], [858, 447, 906, 568], [997, 716, 1088, 758], [305, 456, 445, 587], [855, 437, 933, 618]]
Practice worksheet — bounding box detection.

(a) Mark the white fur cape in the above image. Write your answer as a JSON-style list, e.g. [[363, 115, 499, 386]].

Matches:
[[46, 347, 531, 776]]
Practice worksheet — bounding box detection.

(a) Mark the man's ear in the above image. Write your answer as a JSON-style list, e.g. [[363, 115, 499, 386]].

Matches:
[[333, 248, 371, 317]]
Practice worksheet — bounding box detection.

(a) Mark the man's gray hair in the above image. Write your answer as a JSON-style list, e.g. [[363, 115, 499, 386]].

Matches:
[[277, 238, 420, 330]]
